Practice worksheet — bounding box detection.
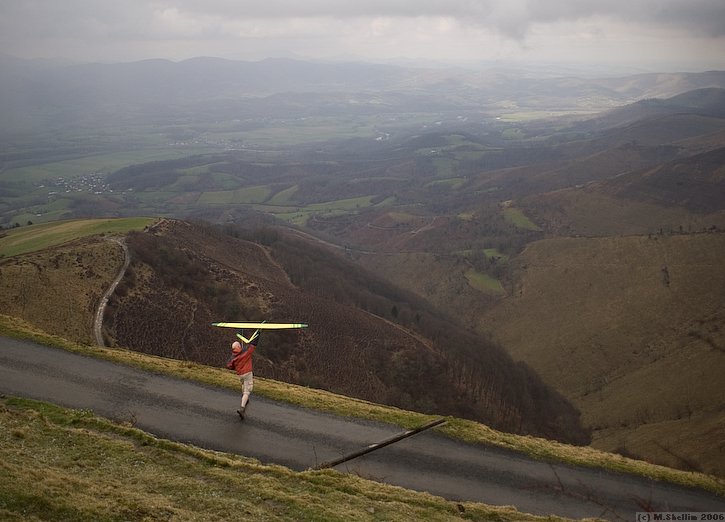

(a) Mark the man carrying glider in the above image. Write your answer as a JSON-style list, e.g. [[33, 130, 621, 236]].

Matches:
[[215, 321, 308, 420], [226, 329, 259, 420]]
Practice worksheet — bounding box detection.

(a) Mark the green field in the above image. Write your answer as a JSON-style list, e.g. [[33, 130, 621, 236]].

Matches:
[[484, 248, 508, 261], [416, 135, 498, 178], [457, 248, 509, 262], [225, 112, 455, 148], [10, 205, 73, 227], [274, 211, 312, 226], [426, 177, 466, 189], [432, 157, 456, 178], [0, 143, 219, 227], [498, 110, 601, 122], [465, 269, 505, 295], [260, 195, 386, 225], [501, 128, 525, 140], [197, 185, 273, 206], [2, 149, 208, 185], [306, 195, 377, 212], [267, 185, 299, 205], [234, 121, 375, 147], [0, 218, 155, 257], [503, 207, 542, 231]]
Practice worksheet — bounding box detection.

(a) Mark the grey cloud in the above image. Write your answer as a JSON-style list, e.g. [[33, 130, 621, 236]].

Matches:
[[0, 2, 151, 40], [171, 0, 725, 37], [1, 0, 723, 66], [525, 0, 725, 37], [3, 0, 725, 41]]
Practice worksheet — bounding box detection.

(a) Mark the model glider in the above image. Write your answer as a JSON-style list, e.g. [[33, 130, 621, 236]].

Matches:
[[212, 322, 308, 330]]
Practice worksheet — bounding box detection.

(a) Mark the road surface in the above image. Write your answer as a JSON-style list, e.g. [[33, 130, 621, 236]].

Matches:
[[1, 337, 723, 520]]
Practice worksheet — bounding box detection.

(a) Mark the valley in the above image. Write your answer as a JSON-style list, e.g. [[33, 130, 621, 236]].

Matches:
[[1, 57, 724, 481]]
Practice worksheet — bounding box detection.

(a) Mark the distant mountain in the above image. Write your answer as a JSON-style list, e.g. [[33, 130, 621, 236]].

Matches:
[[581, 88, 725, 130], [2, 55, 724, 134], [598, 70, 725, 100]]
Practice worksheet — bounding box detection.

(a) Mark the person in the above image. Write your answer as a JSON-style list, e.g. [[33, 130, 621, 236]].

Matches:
[[226, 330, 259, 419]]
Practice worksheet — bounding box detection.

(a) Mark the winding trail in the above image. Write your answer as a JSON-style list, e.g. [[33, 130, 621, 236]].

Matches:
[[1, 337, 723, 521], [93, 237, 129, 347]]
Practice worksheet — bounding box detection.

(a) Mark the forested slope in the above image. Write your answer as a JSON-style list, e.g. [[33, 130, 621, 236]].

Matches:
[[104, 219, 589, 443]]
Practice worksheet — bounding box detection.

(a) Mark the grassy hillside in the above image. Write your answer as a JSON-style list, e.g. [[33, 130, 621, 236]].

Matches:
[[2, 396, 561, 522], [0, 217, 154, 258], [0, 218, 153, 345], [0, 237, 125, 344], [481, 233, 725, 476]]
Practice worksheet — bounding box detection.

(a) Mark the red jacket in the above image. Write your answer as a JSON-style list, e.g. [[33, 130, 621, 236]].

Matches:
[[226, 345, 255, 375]]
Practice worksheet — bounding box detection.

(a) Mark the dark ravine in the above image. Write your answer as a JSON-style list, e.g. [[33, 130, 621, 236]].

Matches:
[[2, 337, 723, 521]]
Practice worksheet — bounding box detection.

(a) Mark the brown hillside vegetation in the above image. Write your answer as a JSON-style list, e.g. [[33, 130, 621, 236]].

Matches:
[[522, 146, 725, 237], [357, 250, 497, 330], [0, 236, 124, 344], [481, 233, 725, 476], [461, 112, 725, 202], [602, 146, 725, 213], [103, 219, 589, 444], [523, 187, 725, 237]]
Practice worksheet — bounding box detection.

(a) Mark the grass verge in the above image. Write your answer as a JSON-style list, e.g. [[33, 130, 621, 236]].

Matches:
[[0, 314, 722, 497], [1, 397, 568, 522]]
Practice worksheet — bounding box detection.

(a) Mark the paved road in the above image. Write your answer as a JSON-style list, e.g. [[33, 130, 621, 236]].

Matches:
[[1, 337, 723, 520]]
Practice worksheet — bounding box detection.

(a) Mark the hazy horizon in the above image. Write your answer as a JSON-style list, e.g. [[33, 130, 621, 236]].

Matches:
[[1, 1, 724, 75]]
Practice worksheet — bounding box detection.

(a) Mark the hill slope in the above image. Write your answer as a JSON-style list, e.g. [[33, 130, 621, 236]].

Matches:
[[579, 87, 725, 130], [480, 233, 725, 476], [0, 218, 589, 444], [107, 219, 588, 443], [523, 146, 725, 237]]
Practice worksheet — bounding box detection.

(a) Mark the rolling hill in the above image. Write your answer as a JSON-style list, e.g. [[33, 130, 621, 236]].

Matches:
[[2, 55, 724, 137], [522, 146, 725, 237], [0, 218, 589, 445], [603, 146, 725, 213], [2, 72, 724, 482], [311, 88, 725, 476], [576, 87, 725, 131], [479, 233, 725, 476], [465, 92, 725, 476]]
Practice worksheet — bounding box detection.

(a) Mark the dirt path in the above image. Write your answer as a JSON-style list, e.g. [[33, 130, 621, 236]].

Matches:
[[1, 337, 723, 521], [93, 237, 129, 347]]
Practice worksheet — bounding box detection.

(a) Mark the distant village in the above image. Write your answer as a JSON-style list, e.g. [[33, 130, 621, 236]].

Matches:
[[43, 172, 111, 195]]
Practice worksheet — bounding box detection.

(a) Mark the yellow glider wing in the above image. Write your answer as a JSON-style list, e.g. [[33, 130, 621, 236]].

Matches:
[[212, 322, 308, 330]]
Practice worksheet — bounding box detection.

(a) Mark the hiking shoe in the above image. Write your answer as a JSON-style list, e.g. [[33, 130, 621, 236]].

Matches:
[[237, 408, 245, 420]]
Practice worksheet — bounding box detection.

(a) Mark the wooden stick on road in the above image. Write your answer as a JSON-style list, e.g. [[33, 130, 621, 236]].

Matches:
[[313, 418, 446, 470]]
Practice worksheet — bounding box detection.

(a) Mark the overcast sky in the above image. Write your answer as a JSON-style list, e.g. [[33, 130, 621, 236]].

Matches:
[[1, 0, 724, 72]]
